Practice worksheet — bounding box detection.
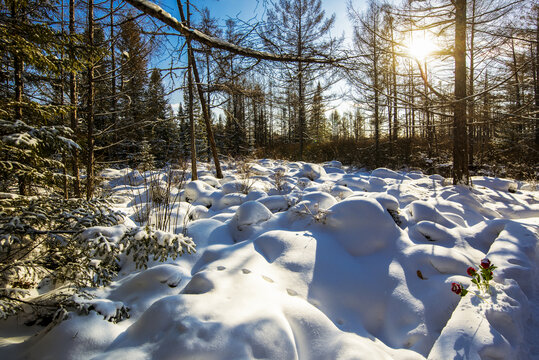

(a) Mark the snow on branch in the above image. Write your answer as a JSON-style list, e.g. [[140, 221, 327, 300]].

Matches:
[[124, 0, 340, 64]]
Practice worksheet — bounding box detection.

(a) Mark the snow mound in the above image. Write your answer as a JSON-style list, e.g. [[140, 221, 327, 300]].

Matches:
[[258, 195, 290, 213], [325, 197, 401, 256], [298, 163, 327, 180], [228, 201, 273, 242], [371, 167, 410, 180], [472, 176, 518, 192], [184, 180, 216, 206]]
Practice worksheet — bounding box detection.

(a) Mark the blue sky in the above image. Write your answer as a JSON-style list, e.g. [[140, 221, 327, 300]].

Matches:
[[152, 0, 363, 113], [156, 0, 355, 38]]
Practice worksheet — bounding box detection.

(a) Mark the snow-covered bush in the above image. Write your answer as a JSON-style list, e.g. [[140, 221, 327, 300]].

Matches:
[[119, 226, 195, 269], [0, 196, 123, 320], [0, 195, 195, 323], [0, 119, 80, 194]]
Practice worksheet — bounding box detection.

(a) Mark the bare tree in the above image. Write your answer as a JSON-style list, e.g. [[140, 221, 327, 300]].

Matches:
[[262, 0, 339, 159]]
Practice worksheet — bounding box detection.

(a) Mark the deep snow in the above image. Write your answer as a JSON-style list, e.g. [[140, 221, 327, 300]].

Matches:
[[1, 160, 538, 359]]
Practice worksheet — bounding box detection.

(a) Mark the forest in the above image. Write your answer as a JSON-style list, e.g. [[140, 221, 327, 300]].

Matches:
[[1, 0, 538, 201]]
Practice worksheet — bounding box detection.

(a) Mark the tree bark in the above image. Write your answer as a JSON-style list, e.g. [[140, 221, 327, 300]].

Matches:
[[373, 16, 380, 167], [206, 48, 212, 162], [11, 3, 27, 195], [13, 57, 23, 122], [510, 35, 522, 136], [468, 0, 476, 167], [297, 4, 305, 161], [390, 17, 398, 143], [60, 0, 68, 199], [87, 0, 95, 200], [110, 0, 117, 162], [69, 0, 81, 197], [178, 0, 223, 178], [298, 61, 305, 161], [453, 0, 469, 185], [186, 0, 197, 180], [12, 0, 23, 123], [536, 8, 539, 147]]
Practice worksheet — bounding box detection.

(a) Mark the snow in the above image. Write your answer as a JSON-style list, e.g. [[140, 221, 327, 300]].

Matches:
[[1, 159, 538, 359]]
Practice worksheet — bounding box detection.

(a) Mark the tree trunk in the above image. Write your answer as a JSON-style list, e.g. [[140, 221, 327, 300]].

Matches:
[[12, 0, 23, 123], [60, 0, 68, 199], [468, 0, 476, 167], [206, 52, 211, 162], [11, 3, 27, 195], [110, 0, 117, 162], [536, 8, 539, 147], [391, 19, 398, 143], [424, 61, 433, 157], [511, 35, 522, 136], [297, 7, 305, 161], [453, 0, 469, 185], [69, 0, 81, 197], [186, 0, 197, 180], [87, 0, 95, 200], [373, 19, 380, 167], [298, 61, 305, 160], [179, 0, 222, 178], [387, 72, 392, 155], [13, 57, 23, 122]]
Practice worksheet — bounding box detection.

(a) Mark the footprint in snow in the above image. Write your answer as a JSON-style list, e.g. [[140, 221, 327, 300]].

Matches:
[[262, 275, 274, 283], [242, 268, 251, 274], [217, 266, 226, 271], [286, 289, 298, 296]]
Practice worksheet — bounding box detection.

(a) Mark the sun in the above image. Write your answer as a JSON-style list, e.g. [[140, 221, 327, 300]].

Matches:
[[405, 33, 439, 61]]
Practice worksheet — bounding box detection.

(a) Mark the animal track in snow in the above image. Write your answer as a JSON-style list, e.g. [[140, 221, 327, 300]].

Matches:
[[286, 289, 298, 296]]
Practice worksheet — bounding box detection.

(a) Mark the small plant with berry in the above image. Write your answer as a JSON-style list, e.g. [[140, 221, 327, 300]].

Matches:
[[451, 258, 497, 300]]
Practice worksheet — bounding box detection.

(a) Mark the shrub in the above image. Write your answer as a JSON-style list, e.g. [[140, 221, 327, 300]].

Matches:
[[0, 194, 195, 324]]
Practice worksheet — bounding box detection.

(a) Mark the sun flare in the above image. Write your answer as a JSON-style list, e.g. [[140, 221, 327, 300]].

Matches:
[[405, 34, 438, 61]]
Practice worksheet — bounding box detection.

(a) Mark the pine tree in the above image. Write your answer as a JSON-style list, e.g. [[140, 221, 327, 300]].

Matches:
[[353, 108, 364, 141], [329, 109, 341, 141], [309, 82, 328, 143], [145, 68, 179, 166], [177, 103, 190, 158], [118, 15, 149, 158], [0, 0, 83, 194]]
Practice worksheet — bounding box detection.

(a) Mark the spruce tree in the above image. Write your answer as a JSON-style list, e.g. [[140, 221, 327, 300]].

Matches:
[[309, 82, 328, 143], [0, 0, 84, 194], [118, 15, 149, 159], [146, 68, 179, 166]]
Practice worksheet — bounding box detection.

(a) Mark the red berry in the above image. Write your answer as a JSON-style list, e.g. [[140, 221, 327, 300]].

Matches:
[[480, 258, 491, 269], [467, 267, 476, 276]]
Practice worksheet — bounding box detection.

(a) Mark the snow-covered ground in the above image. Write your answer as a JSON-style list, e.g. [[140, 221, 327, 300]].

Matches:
[[1, 159, 538, 359]]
